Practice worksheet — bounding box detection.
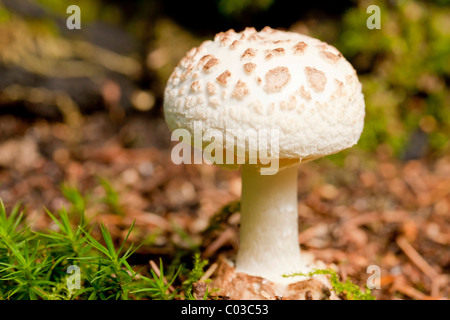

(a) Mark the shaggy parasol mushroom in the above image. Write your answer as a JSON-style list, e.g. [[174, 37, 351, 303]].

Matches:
[[164, 27, 365, 296]]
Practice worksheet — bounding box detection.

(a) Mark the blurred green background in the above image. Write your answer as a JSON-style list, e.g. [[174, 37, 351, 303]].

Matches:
[[0, 0, 449, 161]]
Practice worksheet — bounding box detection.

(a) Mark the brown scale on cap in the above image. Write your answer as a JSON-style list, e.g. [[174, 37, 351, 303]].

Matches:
[[209, 97, 220, 107], [293, 42, 308, 55], [232, 80, 249, 100], [279, 95, 297, 111], [186, 47, 197, 57], [197, 95, 206, 106], [203, 57, 220, 71], [262, 39, 289, 46], [264, 66, 291, 93], [180, 64, 194, 81], [217, 29, 236, 46], [214, 32, 224, 42], [224, 29, 236, 36], [229, 40, 240, 49], [177, 56, 189, 68], [216, 70, 232, 85], [207, 82, 216, 95], [244, 27, 257, 33], [305, 67, 327, 93], [331, 79, 345, 100], [169, 70, 179, 80], [220, 36, 230, 46], [265, 48, 285, 60], [273, 40, 288, 44], [248, 33, 263, 41], [297, 85, 312, 101], [251, 102, 264, 115], [191, 80, 201, 92], [214, 29, 235, 40], [222, 89, 228, 99], [199, 54, 213, 65], [186, 96, 197, 108], [168, 70, 180, 84], [178, 86, 187, 96], [262, 26, 275, 33], [241, 48, 257, 59], [243, 62, 256, 73], [345, 75, 355, 85], [314, 43, 329, 51], [320, 50, 341, 64], [197, 41, 210, 51]]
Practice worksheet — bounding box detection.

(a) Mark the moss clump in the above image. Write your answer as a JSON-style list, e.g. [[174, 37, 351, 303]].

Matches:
[[284, 268, 376, 300]]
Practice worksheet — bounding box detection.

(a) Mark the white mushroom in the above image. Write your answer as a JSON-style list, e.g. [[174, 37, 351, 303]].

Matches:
[[164, 27, 365, 284]]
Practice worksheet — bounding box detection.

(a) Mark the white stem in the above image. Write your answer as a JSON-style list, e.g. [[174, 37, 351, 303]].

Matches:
[[235, 164, 306, 283]]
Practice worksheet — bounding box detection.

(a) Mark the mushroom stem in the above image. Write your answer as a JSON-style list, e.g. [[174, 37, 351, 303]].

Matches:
[[236, 164, 305, 283]]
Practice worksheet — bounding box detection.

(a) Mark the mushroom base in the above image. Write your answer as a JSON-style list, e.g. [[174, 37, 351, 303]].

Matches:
[[210, 255, 338, 300]]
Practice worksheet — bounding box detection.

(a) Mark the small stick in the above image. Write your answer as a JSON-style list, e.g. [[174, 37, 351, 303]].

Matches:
[[298, 224, 322, 243], [431, 275, 448, 298], [396, 236, 439, 279], [203, 228, 234, 258], [149, 260, 176, 292], [200, 262, 218, 281], [394, 283, 428, 300]]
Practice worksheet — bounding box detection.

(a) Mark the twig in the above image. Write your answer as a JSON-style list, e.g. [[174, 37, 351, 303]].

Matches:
[[126, 209, 172, 230], [149, 260, 175, 293], [298, 224, 323, 243], [394, 283, 428, 300], [431, 274, 448, 298], [396, 236, 440, 279], [203, 228, 234, 258], [200, 262, 218, 281], [392, 276, 444, 300]]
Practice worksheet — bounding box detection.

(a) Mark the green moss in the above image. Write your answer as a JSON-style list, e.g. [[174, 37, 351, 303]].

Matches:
[[318, 0, 450, 157], [283, 268, 376, 300]]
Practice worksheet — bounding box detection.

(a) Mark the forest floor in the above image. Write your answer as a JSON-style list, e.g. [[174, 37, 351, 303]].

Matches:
[[0, 112, 448, 300]]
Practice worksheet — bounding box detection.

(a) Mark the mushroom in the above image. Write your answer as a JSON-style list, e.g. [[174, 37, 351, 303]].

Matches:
[[164, 27, 365, 286]]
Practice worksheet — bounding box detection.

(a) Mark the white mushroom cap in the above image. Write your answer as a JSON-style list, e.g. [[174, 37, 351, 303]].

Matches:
[[164, 27, 365, 161]]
